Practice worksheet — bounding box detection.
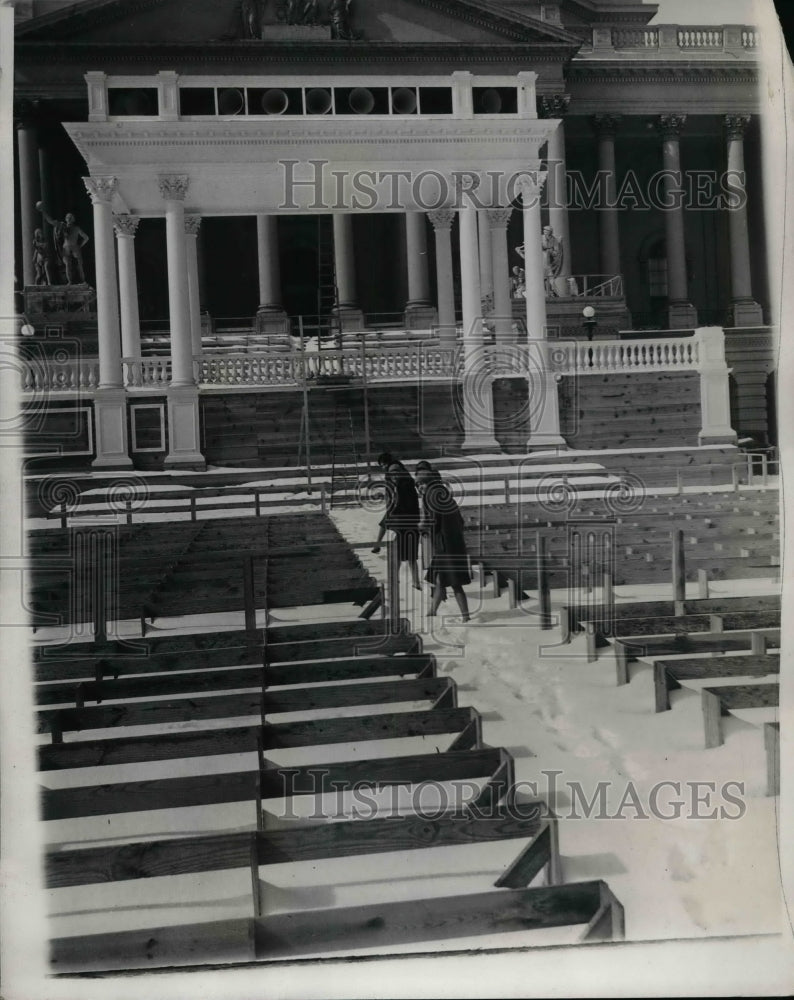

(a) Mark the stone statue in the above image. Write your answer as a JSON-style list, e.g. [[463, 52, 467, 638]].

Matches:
[[541, 225, 564, 297], [329, 0, 355, 39], [35, 202, 89, 285], [32, 227, 54, 285], [241, 0, 267, 38], [510, 265, 525, 299], [286, 0, 317, 24]]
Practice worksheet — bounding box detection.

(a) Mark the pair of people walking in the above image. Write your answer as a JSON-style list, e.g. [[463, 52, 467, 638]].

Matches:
[[371, 452, 470, 622]]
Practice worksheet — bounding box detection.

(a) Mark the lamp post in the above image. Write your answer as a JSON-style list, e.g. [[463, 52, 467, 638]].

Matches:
[[582, 305, 597, 341]]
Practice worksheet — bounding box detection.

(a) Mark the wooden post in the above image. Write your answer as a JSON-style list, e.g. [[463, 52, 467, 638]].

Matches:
[[702, 689, 723, 748], [320, 484, 327, 515], [93, 535, 107, 644], [507, 576, 518, 610], [614, 641, 629, 686], [675, 469, 682, 496], [243, 554, 256, 633], [671, 529, 685, 602], [504, 476, 511, 505], [190, 496, 197, 522], [386, 537, 400, 629], [299, 316, 313, 495], [255, 491, 261, 517], [765, 722, 780, 796], [731, 462, 740, 492], [750, 631, 767, 655], [536, 532, 552, 629], [697, 568, 709, 599], [761, 452, 768, 486]]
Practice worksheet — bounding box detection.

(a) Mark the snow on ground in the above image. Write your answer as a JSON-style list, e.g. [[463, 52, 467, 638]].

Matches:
[[325, 504, 785, 946]]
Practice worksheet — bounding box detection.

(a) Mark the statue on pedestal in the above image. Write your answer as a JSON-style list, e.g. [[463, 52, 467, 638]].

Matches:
[[329, 0, 355, 39], [32, 228, 54, 285], [241, 0, 267, 38], [35, 202, 89, 285], [511, 265, 525, 299], [541, 225, 564, 297]]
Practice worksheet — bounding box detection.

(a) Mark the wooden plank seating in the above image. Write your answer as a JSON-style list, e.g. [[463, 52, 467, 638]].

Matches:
[[45, 803, 555, 889], [581, 610, 780, 661], [50, 880, 624, 971], [611, 629, 781, 685], [40, 677, 458, 737], [652, 654, 780, 713], [701, 682, 779, 749]]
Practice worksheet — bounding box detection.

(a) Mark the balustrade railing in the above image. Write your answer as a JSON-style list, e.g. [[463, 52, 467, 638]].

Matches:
[[123, 357, 172, 388], [549, 336, 700, 375], [21, 357, 100, 392], [603, 24, 758, 52]]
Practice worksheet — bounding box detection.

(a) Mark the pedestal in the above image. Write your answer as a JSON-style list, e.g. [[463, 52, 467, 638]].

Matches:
[[728, 299, 764, 327], [255, 306, 290, 337], [403, 304, 438, 330], [333, 306, 365, 332], [164, 385, 206, 470], [668, 302, 699, 329], [92, 388, 133, 469]]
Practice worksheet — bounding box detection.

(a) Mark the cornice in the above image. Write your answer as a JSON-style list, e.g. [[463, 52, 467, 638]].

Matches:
[[15, 40, 577, 65], [568, 63, 758, 84]]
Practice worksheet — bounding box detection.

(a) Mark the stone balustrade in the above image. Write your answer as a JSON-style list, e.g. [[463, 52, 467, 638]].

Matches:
[[21, 356, 100, 392], [597, 24, 758, 55], [20, 331, 722, 392]]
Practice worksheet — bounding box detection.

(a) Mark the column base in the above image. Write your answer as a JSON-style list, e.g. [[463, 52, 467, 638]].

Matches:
[[92, 388, 133, 470], [698, 430, 738, 446], [164, 385, 206, 471], [461, 435, 500, 453], [403, 303, 438, 331], [526, 433, 567, 451], [255, 306, 290, 337], [728, 299, 764, 327], [333, 306, 365, 332], [667, 302, 698, 329]]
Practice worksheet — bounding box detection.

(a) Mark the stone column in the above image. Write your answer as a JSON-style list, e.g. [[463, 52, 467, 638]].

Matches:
[[519, 175, 565, 450], [656, 114, 697, 328], [16, 116, 39, 287], [594, 115, 622, 280], [724, 115, 763, 327], [83, 176, 132, 469], [255, 213, 288, 335], [540, 95, 572, 288], [459, 200, 497, 451], [404, 212, 437, 329], [477, 210, 493, 312], [113, 214, 142, 360], [696, 326, 738, 445], [487, 207, 514, 342], [332, 213, 363, 331], [184, 215, 203, 359], [428, 208, 456, 345], [159, 174, 205, 470]]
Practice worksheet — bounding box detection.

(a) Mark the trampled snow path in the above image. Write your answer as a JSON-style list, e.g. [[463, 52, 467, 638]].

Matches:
[[330, 504, 785, 945]]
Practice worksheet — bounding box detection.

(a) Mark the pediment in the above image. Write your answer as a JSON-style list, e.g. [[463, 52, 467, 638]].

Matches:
[[16, 0, 583, 47]]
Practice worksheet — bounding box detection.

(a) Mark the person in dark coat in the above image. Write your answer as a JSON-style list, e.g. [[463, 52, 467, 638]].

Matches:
[[371, 452, 421, 589], [417, 468, 471, 621]]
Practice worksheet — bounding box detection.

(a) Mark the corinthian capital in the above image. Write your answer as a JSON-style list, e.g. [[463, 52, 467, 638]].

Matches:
[[656, 114, 687, 140], [593, 114, 622, 138], [724, 114, 751, 141], [427, 208, 456, 232], [514, 171, 546, 206], [113, 214, 140, 237], [538, 94, 570, 119], [158, 174, 190, 201], [83, 175, 118, 204], [184, 214, 202, 236], [485, 207, 513, 230]]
